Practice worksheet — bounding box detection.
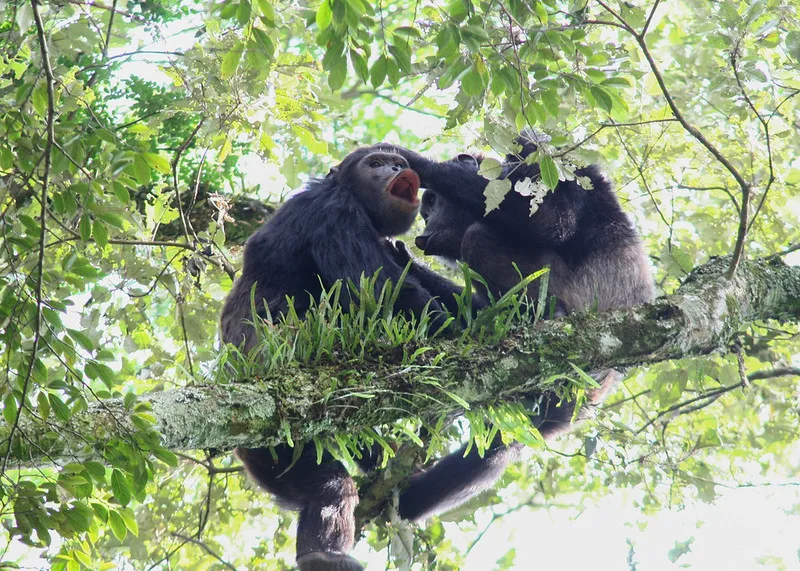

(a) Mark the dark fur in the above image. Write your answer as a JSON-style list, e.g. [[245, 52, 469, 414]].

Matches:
[[220, 145, 469, 570], [393, 137, 653, 521]]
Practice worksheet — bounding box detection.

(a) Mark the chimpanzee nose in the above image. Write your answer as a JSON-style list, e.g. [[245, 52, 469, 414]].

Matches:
[[392, 165, 401, 172], [415, 235, 429, 250]]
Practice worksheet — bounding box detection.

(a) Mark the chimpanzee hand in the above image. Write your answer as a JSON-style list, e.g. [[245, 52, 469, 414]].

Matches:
[[384, 238, 413, 268], [389, 146, 434, 183]]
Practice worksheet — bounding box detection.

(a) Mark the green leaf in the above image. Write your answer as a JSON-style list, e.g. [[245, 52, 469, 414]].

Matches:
[[221, 42, 244, 80], [67, 329, 94, 351], [252, 28, 275, 61], [153, 448, 178, 467], [64, 503, 93, 532], [436, 24, 460, 59], [236, 0, 251, 25], [119, 507, 139, 536], [91, 501, 109, 522], [92, 219, 108, 247], [388, 43, 412, 75], [369, 55, 387, 88], [84, 462, 106, 482], [130, 154, 151, 185], [350, 49, 368, 83], [787, 31, 800, 62], [79, 214, 92, 242], [461, 24, 488, 42], [140, 152, 171, 174], [589, 85, 613, 112], [3, 393, 17, 424], [327, 50, 347, 90], [477, 157, 502, 179], [112, 181, 130, 203], [49, 394, 71, 421], [32, 82, 47, 116], [539, 155, 559, 189], [316, 0, 332, 30], [460, 65, 485, 97], [254, 0, 274, 22], [438, 57, 469, 90], [111, 469, 131, 506], [0, 147, 13, 169], [108, 510, 127, 541], [541, 89, 560, 117], [393, 26, 421, 38], [484, 179, 512, 214], [37, 391, 50, 420], [447, 0, 468, 23]]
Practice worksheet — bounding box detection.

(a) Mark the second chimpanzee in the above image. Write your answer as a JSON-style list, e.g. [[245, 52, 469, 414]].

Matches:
[[389, 136, 654, 521], [220, 145, 472, 571]]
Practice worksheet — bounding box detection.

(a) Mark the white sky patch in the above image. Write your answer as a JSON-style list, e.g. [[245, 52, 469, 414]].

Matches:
[[455, 487, 800, 570]]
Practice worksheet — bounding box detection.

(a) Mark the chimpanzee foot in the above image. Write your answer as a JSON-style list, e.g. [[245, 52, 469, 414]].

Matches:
[[586, 369, 622, 407], [297, 552, 365, 571]]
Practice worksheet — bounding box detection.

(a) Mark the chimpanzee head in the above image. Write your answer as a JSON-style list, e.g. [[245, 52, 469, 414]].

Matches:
[[414, 153, 481, 261], [329, 145, 421, 236]]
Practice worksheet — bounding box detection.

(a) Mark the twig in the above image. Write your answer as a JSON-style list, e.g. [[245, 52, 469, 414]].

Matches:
[[731, 43, 775, 236], [171, 117, 205, 244], [732, 337, 750, 388], [555, 118, 677, 157], [632, 364, 800, 434], [595, 0, 752, 279], [171, 533, 237, 570], [3, 0, 56, 476], [747, 366, 800, 381]]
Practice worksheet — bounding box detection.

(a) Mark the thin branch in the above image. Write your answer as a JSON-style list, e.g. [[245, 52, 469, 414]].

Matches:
[[641, 0, 661, 37], [3, 0, 55, 476], [102, 0, 117, 55], [53, 142, 94, 179], [594, 0, 752, 279], [63, 0, 145, 21], [747, 366, 800, 381], [770, 242, 800, 259], [171, 117, 205, 244], [730, 44, 775, 236], [633, 365, 800, 435], [555, 118, 677, 157], [676, 184, 740, 212], [171, 533, 236, 570]]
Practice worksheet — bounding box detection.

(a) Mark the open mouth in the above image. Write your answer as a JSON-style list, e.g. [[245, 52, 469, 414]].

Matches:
[[387, 169, 420, 205]]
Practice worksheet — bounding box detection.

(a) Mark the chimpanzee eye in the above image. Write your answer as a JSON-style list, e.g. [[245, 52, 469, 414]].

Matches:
[[369, 160, 382, 168]]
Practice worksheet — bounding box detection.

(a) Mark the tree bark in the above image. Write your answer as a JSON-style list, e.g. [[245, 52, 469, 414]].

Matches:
[[2, 256, 798, 466]]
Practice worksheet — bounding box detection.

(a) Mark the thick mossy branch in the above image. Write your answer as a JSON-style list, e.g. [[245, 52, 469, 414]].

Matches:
[[2, 256, 798, 464]]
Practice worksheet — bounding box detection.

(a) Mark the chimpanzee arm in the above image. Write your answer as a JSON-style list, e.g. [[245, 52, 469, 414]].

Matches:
[[309, 197, 446, 324], [398, 436, 524, 521], [399, 148, 586, 247], [397, 149, 491, 220], [383, 239, 487, 314]]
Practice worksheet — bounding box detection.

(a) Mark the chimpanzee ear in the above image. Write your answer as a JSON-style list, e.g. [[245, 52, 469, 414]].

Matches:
[[326, 165, 340, 179], [456, 153, 479, 170]]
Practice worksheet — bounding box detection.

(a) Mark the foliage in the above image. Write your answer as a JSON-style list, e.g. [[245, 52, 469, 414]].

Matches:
[[0, 0, 799, 568]]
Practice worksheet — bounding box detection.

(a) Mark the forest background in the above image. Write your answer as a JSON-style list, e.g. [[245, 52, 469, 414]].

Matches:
[[0, 0, 799, 569]]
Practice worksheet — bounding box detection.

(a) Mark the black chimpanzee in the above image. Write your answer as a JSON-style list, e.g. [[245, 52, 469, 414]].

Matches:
[[389, 136, 654, 521], [220, 145, 474, 571]]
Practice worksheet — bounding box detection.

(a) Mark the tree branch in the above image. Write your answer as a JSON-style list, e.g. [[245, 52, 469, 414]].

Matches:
[[1, 256, 798, 466]]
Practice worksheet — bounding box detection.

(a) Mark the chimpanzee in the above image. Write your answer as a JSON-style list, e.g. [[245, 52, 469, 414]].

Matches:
[[220, 145, 474, 571], [390, 137, 654, 521]]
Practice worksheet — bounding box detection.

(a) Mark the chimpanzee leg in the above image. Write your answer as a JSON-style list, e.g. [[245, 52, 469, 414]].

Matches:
[[398, 435, 523, 521], [397, 371, 621, 522], [531, 369, 621, 439], [236, 444, 363, 571]]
